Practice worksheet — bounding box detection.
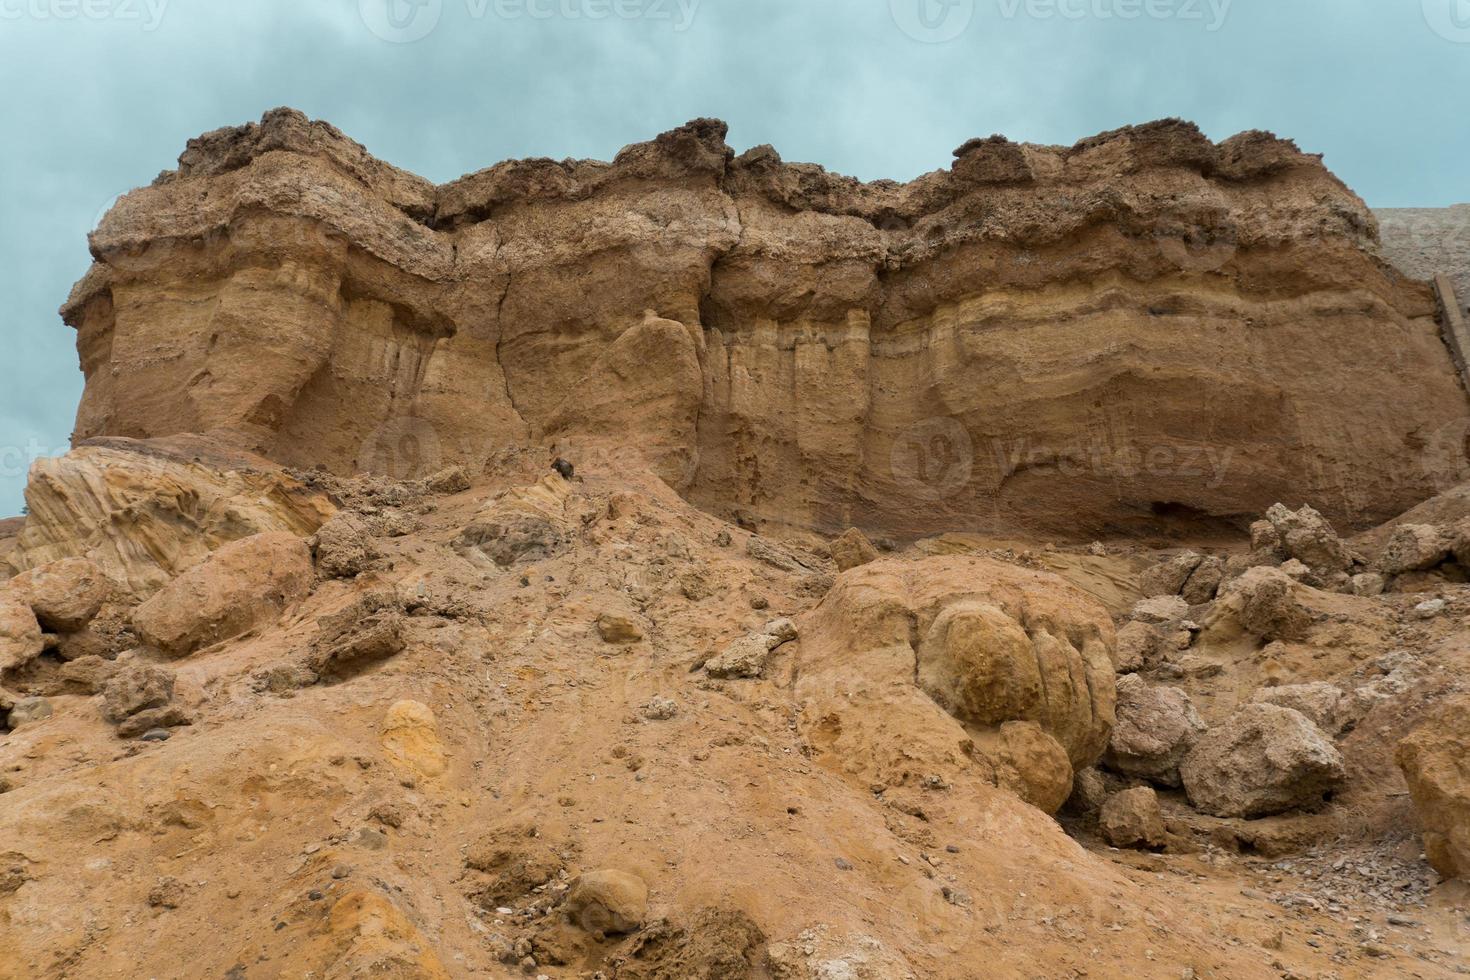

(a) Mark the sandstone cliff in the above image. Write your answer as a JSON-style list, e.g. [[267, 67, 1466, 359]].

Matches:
[[63, 109, 1469, 544]]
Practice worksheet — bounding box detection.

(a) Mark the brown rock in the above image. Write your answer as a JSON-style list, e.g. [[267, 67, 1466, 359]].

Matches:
[[57, 655, 122, 695], [830, 528, 880, 572], [1381, 524, 1452, 575], [312, 513, 375, 579], [596, 612, 644, 645], [5, 558, 111, 633], [1104, 675, 1206, 788], [101, 664, 176, 722], [1396, 696, 1470, 879], [1138, 553, 1202, 598], [1113, 621, 1162, 674], [1099, 787, 1167, 850], [0, 596, 43, 672], [116, 704, 193, 739], [12, 436, 334, 596], [132, 532, 314, 657], [564, 869, 649, 935], [1180, 704, 1345, 818]]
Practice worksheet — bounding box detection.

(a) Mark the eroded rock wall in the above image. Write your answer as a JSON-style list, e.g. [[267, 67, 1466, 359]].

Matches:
[[62, 109, 1470, 539]]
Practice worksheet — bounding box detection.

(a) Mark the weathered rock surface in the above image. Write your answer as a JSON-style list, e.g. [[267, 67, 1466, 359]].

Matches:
[[1203, 566, 1312, 643], [100, 664, 176, 722], [1103, 674, 1206, 788], [1099, 786, 1167, 850], [564, 869, 649, 935], [132, 531, 314, 656], [64, 109, 1468, 540], [797, 556, 1115, 814], [830, 527, 880, 572], [4, 558, 111, 633], [0, 596, 44, 673], [1250, 682, 1353, 735], [1396, 696, 1470, 879], [12, 436, 334, 596], [1180, 704, 1346, 818]]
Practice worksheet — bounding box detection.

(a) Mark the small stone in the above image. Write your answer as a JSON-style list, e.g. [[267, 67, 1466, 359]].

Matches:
[[640, 697, 678, 721], [147, 876, 186, 909], [834, 858, 853, 871], [424, 465, 472, 495], [331, 865, 352, 879], [1414, 599, 1446, 620], [596, 613, 644, 645], [830, 528, 880, 572], [139, 728, 172, 742]]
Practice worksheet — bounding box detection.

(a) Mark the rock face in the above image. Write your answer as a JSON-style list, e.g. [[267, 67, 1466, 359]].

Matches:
[[62, 109, 1468, 540], [0, 596, 44, 673], [1180, 704, 1346, 818], [797, 556, 1115, 814], [1396, 696, 1470, 879], [132, 532, 315, 656]]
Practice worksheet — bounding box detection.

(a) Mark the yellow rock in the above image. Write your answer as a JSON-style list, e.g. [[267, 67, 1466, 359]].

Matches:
[[381, 700, 447, 778]]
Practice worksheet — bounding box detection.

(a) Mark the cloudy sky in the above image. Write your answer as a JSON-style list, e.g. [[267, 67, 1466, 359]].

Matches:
[[1, 0, 1466, 513]]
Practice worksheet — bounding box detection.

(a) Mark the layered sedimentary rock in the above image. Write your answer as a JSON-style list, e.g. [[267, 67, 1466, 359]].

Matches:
[[63, 109, 1470, 540]]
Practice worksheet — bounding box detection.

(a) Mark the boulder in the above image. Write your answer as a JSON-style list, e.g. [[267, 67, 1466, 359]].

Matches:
[[101, 664, 176, 722], [1350, 572, 1386, 597], [795, 557, 1116, 816], [1180, 704, 1345, 818], [1103, 675, 1206, 788], [1380, 524, 1451, 576], [564, 870, 648, 935], [1138, 553, 1202, 598], [1099, 787, 1167, 850], [456, 476, 574, 568], [423, 465, 471, 495], [1263, 503, 1350, 577], [308, 596, 406, 679], [4, 558, 111, 633], [1062, 767, 1110, 816], [596, 612, 645, 645], [830, 528, 879, 572], [1396, 696, 1470, 879], [12, 436, 335, 596], [116, 704, 193, 739], [1249, 682, 1351, 735], [1181, 557, 1225, 605], [57, 655, 122, 695], [1204, 567, 1311, 642], [312, 513, 375, 579], [705, 619, 799, 679], [132, 532, 314, 657], [0, 596, 44, 672], [1113, 621, 1162, 674]]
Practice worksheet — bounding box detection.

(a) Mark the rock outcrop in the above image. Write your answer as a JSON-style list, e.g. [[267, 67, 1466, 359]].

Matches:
[[62, 109, 1468, 541], [797, 556, 1115, 814]]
